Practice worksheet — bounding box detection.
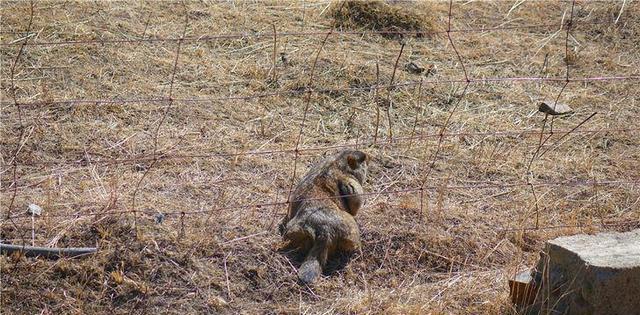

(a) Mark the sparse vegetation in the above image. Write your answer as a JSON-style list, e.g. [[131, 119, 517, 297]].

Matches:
[[1, 1, 639, 314]]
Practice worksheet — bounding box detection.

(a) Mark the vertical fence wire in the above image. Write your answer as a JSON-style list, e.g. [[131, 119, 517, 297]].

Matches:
[[130, 1, 189, 231]]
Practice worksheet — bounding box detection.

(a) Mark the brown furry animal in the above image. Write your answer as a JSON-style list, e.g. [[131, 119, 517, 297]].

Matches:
[[279, 150, 368, 284]]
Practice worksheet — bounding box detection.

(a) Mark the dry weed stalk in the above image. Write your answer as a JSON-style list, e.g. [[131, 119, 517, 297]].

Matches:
[[287, 30, 333, 202]]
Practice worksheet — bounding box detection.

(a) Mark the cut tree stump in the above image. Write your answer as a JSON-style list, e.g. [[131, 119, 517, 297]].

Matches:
[[523, 229, 640, 315]]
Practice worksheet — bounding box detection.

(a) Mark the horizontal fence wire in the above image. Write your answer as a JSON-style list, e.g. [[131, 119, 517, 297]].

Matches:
[[0, 21, 614, 47], [1, 127, 637, 168], [5, 179, 638, 220], [4, 75, 639, 108]]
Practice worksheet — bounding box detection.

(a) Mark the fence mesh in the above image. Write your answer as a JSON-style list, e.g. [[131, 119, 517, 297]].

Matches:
[[1, 0, 639, 312]]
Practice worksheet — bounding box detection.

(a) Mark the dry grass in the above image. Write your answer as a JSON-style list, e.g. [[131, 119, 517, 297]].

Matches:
[[1, 0, 639, 314], [329, 0, 439, 38]]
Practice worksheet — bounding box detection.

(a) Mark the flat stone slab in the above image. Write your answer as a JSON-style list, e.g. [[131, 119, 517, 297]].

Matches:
[[529, 229, 640, 315]]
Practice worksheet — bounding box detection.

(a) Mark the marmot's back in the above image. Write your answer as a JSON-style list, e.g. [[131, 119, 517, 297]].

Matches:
[[286, 150, 368, 221], [279, 150, 368, 284]]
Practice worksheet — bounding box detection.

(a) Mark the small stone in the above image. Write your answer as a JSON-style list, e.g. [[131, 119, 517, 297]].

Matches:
[[207, 295, 228, 310], [27, 204, 42, 216], [134, 164, 147, 172], [280, 52, 288, 65], [538, 101, 573, 115], [405, 61, 425, 74], [154, 213, 165, 224]]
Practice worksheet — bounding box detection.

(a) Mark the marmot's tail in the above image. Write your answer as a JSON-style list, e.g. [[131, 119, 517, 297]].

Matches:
[[298, 238, 328, 284]]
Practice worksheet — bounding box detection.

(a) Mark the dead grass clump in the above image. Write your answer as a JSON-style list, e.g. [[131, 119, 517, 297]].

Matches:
[[329, 0, 438, 38]]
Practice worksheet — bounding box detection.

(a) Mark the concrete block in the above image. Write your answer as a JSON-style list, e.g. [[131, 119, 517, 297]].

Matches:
[[530, 229, 640, 315]]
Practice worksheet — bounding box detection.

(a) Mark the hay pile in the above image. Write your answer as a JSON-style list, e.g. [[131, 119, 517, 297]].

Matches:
[[330, 0, 439, 38]]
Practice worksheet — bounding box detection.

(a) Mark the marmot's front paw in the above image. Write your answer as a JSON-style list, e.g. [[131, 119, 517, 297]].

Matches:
[[338, 177, 364, 215], [338, 180, 356, 196]]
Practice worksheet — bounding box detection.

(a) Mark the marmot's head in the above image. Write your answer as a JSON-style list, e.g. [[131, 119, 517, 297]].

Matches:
[[336, 150, 368, 184]]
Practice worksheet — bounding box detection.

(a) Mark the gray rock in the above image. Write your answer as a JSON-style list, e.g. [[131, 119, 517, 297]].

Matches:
[[530, 229, 640, 315], [27, 204, 42, 216], [538, 100, 573, 115], [154, 212, 165, 224], [405, 61, 425, 74]]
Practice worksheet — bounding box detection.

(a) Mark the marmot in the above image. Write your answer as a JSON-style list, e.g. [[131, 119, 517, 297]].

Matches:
[[279, 149, 368, 284]]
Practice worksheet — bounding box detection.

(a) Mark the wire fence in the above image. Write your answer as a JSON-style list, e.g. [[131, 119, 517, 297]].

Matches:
[[2, 0, 639, 248]]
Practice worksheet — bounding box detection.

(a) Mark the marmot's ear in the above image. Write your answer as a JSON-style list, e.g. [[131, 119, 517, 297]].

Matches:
[[347, 151, 367, 170]]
